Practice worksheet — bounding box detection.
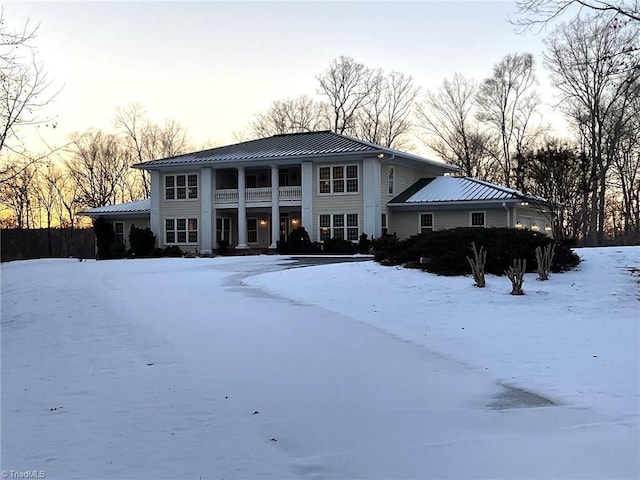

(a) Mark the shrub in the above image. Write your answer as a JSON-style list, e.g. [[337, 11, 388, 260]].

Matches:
[[128, 225, 156, 257], [109, 241, 126, 259], [93, 216, 115, 260], [217, 239, 229, 255], [358, 233, 372, 254], [373, 227, 580, 275], [277, 227, 322, 254], [371, 232, 401, 263], [323, 237, 358, 254], [163, 245, 184, 257]]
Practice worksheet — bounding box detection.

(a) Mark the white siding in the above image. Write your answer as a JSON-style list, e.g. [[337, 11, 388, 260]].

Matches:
[[312, 160, 364, 241], [390, 207, 511, 239]]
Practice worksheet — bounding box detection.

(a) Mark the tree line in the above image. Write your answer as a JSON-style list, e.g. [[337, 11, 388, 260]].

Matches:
[[0, 2, 638, 246]]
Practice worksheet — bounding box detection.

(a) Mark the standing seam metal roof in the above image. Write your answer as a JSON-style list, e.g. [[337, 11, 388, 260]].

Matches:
[[133, 131, 457, 169], [390, 177, 547, 204]]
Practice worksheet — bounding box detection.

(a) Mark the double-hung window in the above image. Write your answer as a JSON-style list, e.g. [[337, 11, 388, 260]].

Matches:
[[419, 213, 433, 234], [114, 221, 125, 244], [165, 174, 198, 200], [319, 213, 359, 241], [165, 218, 198, 244], [470, 211, 486, 228], [318, 165, 358, 194]]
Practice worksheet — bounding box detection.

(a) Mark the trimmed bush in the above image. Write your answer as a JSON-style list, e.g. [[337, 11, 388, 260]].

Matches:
[[277, 227, 323, 254], [323, 237, 358, 254], [129, 225, 156, 257], [358, 233, 372, 254], [93, 216, 115, 260], [163, 245, 184, 257], [109, 241, 127, 259], [372, 227, 580, 276]]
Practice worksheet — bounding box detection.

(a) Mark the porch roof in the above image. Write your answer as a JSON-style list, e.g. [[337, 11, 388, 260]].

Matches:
[[80, 199, 151, 217], [132, 131, 458, 172]]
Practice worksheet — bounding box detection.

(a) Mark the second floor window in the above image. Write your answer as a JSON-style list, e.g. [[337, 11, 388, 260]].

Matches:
[[165, 174, 198, 200], [318, 165, 359, 194]]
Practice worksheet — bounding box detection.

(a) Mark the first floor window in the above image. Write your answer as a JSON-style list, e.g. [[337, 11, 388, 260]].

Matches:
[[319, 213, 359, 241], [166, 217, 198, 244], [114, 222, 125, 244], [420, 213, 433, 234], [381, 213, 388, 230], [471, 211, 485, 228]]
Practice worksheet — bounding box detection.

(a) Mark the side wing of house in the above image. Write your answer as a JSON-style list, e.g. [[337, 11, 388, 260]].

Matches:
[[387, 177, 553, 238], [80, 199, 151, 249]]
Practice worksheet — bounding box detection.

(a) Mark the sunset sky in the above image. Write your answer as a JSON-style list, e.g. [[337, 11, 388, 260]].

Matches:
[[6, 1, 565, 157]]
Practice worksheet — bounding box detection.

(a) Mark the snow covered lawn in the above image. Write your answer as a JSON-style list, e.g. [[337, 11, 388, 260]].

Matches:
[[2, 247, 638, 479]]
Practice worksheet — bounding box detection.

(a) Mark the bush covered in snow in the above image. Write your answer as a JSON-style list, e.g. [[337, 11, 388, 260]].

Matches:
[[372, 227, 580, 276]]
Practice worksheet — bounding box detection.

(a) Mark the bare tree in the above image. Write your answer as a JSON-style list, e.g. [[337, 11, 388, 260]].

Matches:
[[513, 0, 640, 31], [476, 53, 542, 189], [544, 15, 640, 244], [115, 103, 190, 197], [0, 9, 58, 177], [357, 70, 420, 148], [247, 95, 330, 138], [65, 129, 133, 209], [416, 73, 493, 178], [0, 156, 36, 228], [609, 90, 640, 239], [525, 138, 588, 239], [316, 56, 380, 135]]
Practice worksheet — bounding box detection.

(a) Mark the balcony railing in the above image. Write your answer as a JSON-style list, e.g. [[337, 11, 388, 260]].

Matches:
[[214, 186, 302, 204]]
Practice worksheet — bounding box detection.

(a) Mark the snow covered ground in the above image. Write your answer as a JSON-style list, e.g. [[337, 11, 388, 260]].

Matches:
[[2, 247, 639, 479]]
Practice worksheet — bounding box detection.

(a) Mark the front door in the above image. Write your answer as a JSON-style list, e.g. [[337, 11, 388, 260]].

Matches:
[[280, 215, 289, 243], [216, 217, 232, 245]]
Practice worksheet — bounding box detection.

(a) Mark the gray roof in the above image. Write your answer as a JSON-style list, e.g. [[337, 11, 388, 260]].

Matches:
[[80, 199, 151, 217], [133, 130, 458, 171], [390, 177, 548, 205]]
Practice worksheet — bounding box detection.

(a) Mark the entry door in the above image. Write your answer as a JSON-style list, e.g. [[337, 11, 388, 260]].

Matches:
[[216, 217, 232, 244], [280, 215, 289, 242]]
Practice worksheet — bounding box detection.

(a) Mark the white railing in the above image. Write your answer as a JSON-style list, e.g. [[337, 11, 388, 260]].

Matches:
[[245, 187, 272, 202], [215, 186, 302, 204], [215, 189, 238, 204], [279, 185, 302, 201]]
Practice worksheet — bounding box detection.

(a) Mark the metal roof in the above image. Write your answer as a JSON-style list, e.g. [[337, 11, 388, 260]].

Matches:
[[80, 199, 151, 216], [133, 130, 458, 171], [390, 177, 548, 204]]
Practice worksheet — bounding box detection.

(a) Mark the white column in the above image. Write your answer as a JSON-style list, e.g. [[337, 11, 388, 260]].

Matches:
[[270, 165, 280, 249], [211, 169, 217, 250], [236, 166, 248, 249], [301, 161, 314, 240], [362, 158, 382, 237], [200, 167, 212, 254], [150, 170, 161, 246]]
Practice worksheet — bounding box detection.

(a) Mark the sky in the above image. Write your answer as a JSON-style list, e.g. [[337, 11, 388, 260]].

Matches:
[[5, 1, 566, 157]]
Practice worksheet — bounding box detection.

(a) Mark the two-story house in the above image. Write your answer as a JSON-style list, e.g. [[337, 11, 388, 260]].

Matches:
[[83, 131, 552, 253]]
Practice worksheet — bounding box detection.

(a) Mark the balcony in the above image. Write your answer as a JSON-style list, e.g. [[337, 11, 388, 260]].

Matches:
[[215, 186, 302, 205]]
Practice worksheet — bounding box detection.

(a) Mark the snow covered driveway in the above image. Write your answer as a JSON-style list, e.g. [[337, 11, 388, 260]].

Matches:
[[2, 251, 638, 479]]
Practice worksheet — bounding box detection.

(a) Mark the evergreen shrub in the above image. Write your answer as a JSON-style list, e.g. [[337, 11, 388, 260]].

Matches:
[[128, 225, 156, 257], [372, 227, 580, 276], [277, 227, 322, 254], [93, 216, 115, 260]]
